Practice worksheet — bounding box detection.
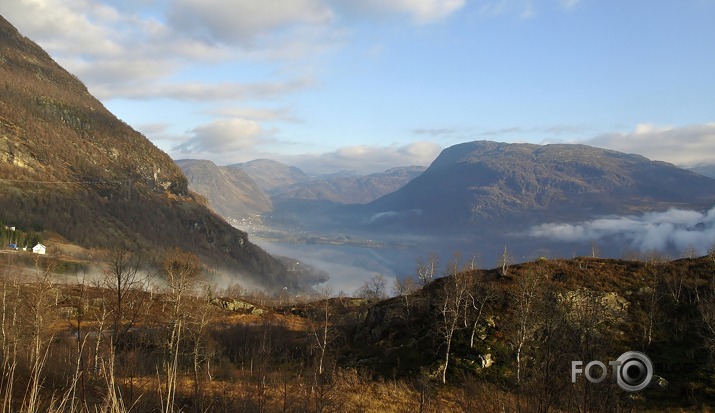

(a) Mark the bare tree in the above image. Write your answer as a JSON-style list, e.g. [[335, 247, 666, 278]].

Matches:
[[187, 283, 216, 411], [699, 277, 715, 366], [438, 259, 471, 384], [511, 269, 544, 383], [642, 265, 664, 348], [161, 249, 203, 413], [417, 254, 439, 286], [499, 246, 513, 277], [63, 272, 91, 407], [103, 248, 149, 349], [355, 274, 388, 300], [683, 244, 699, 259], [393, 276, 419, 321], [21, 257, 59, 413], [308, 287, 335, 377], [466, 272, 496, 348], [0, 273, 20, 412], [468, 252, 480, 271]]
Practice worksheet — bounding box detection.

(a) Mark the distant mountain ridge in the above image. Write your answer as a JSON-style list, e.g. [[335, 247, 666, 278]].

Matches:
[[230, 159, 312, 193], [232, 159, 426, 205], [177, 159, 272, 219], [272, 166, 427, 204], [0, 15, 300, 291], [364, 141, 715, 230], [689, 164, 715, 179]]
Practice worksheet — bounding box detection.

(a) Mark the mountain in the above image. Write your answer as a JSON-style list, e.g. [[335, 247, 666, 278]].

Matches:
[[0, 15, 301, 291], [273, 166, 427, 204], [364, 141, 715, 231], [176, 159, 272, 219], [689, 164, 715, 179], [230, 159, 312, 193], [234, 159, 426, 204]]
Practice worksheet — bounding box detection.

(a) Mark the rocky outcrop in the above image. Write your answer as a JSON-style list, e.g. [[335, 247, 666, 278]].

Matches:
[[211, 298, 266, 315]]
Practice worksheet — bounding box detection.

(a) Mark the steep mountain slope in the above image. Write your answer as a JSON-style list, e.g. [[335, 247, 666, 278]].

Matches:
[[0, 15, 297, 290], [177, 159, 272, 219], [230, 159, 312, 193], [365, 141, 715, 230], [273, 166, 426, 204]]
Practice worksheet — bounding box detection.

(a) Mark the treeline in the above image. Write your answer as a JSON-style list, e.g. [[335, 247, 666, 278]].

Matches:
[[0, 221, 42, 249]]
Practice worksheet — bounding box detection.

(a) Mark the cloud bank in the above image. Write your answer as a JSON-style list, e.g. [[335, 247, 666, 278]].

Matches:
[[3, 0, 465, 102], [175, 118, 275, 154], [583, 123, 715, 167], [282, 141, 443, 175], [529, 207, 715, 255]]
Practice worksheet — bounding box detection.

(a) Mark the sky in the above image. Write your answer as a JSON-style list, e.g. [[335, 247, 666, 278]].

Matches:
[[2, 0, 715, 175]]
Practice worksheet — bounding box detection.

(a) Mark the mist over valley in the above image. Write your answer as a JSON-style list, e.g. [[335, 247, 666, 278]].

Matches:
[[179, 142, 715, 293]]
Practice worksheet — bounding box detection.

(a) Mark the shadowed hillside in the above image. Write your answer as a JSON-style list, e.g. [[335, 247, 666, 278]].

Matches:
[[364, 141, 715, 231], [0, 15, 302, 291]]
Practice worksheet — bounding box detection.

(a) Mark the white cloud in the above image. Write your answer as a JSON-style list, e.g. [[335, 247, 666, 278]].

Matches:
[[167, 0, 333, 43], [283, 141, 443, 175], [210, 107, 300, 123], [136, 123, 171, 136], [175, 118, 274, 154], [480, 0, 536, 18], [386, 0, 466, 23], [528, 207, 715, 255], [92, 78, 314, 101], [1, 0, 468, 106], [559, 0, 580, 10], [479, 0, 581, 18], [2, 0, 119, 56], [3, 0, 187, 95], [583, 123, 715, 166], [338, 0, 465, 23], [3, 0, 331, 101], [412, 128, 458, 137]]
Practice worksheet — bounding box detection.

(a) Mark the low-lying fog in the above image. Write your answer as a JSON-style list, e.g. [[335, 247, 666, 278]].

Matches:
[[254, 239, 421, 294]]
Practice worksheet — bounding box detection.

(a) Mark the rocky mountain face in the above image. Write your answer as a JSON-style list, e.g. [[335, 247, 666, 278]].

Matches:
[[176, 159, 272, 219], [364, 141, 715, 231], [0, 15, 301, 291]]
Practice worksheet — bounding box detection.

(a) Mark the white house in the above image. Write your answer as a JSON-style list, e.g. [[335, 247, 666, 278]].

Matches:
[[32, 243, 46, 255]]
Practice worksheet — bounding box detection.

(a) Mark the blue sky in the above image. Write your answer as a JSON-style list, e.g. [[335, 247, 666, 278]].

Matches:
[[3, 0, 715, 174]]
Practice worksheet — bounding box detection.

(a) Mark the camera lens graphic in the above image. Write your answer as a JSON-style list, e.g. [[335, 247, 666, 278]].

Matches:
[[615, 351, 653, 392]]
